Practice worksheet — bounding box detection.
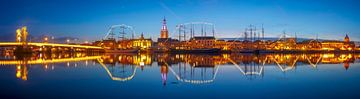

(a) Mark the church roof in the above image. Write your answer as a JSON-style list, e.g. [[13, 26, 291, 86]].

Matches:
[[345, 34, 349, 39]]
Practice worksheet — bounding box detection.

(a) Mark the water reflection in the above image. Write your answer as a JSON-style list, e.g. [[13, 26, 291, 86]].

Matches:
[[0, 53, 358, 85]]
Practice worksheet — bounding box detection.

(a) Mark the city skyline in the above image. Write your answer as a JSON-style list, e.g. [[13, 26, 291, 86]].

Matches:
[[1, 1, 360, 98], [1, 0, 360, 42]]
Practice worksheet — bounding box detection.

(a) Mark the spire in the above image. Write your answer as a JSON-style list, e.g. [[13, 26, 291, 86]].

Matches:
[[344, 33, 350, 43], [162, 16, 167, 30], [160, 16, 169, 38], [140, 32, 144, 39]]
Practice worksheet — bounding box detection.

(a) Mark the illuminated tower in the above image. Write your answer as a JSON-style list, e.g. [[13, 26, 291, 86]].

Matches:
[[344, 34, 350, 43], [21, 27, 28, 45], [15, 26, 28, 47], [160, 17, 169, 38], [16, 29, 22, 42]]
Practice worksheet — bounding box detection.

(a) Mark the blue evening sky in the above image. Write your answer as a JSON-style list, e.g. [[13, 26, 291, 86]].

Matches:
[[1, 0, 359, 41]]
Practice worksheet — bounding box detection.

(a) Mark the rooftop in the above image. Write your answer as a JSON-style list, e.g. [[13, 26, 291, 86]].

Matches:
[[191, 36, 216, 40]]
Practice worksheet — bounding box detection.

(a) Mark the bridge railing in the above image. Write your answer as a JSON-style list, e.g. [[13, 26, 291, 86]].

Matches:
[[0, 42, 103, 49]]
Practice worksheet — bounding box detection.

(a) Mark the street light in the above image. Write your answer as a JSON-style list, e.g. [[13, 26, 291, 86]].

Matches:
[[66, 39, 70, 44], [44, 37, 49, 43]]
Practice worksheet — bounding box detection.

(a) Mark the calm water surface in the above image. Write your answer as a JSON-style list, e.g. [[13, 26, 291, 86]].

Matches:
[[0, 53, 360, 99]]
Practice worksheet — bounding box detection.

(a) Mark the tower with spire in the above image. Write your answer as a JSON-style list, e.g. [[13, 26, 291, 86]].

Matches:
[[344, 34, 350, 43], [160, 17, 169, 38], [140, 32, 144, 39]]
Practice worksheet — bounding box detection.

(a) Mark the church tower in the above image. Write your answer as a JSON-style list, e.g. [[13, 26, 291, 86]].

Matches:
[[160, 17, 169, 38], [344, 34, 350, 43]]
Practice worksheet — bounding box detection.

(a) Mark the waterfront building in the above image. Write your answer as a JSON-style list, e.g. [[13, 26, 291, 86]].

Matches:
[[224, 40, 244, 51], [92, 23, 358, 53], [321, 34, 355, 51], [296, 40, 322, 50], [117, 39, 133, 49], [95, 33, 152, 51], [172, 36, 218, 50], [268, 38, 297, 50], [214, 40, 228, 50], [100, 39, 117, 50], [189, 36, 216, 49], [253, 40, 266, 50], [156, 17, 179, 52], [131, 33, 152, 50]]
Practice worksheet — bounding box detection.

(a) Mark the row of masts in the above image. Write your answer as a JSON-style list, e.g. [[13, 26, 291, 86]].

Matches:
[[107, 26, 134, 41], [177, 24, 215, 41], [244, 24, 265, 42]]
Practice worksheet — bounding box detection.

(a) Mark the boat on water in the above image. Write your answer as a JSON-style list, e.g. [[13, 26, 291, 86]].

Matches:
[[170, 48, 221, 53]]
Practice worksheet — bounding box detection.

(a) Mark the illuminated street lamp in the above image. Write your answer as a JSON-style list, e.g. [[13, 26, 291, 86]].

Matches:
[[44, 37, 49, 43], [66, 39, 70, 44]]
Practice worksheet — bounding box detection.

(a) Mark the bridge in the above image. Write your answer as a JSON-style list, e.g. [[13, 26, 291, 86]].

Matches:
[[0, 26, 104, 53], [0, 42, 102, 49]]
